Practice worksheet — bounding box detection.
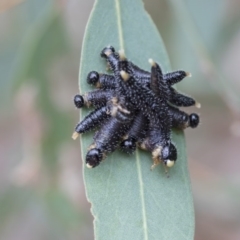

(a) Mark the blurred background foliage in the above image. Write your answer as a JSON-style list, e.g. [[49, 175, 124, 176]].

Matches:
[[0, 0, 240, 239]]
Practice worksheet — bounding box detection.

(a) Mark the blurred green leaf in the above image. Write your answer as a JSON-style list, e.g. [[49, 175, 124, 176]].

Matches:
[[213, 11, 240, 57], [0, 0, 25, 13], [79, 0, 194, 239], [12, 0, 71, 170], [44, 190, 84, 229], [167, 0, 240, 114], [0, 187, 35, 230]]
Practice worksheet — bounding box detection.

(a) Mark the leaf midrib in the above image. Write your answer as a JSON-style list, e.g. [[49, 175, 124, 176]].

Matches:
[[115, 0, 124, 50], [136, 149, 149, 240], [80, 0, 150, 239], [114, 0, 149, 239]]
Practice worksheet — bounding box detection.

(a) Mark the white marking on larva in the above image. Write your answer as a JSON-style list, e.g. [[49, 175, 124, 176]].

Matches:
[[186, 72, 192, 77], [166, 160, 175, 168], [148, 58, 156, 67], [86, 163, 93, 169], [72, 132, 80, 140], [120, 70, 130, 81], [195, 102, 201, 108]]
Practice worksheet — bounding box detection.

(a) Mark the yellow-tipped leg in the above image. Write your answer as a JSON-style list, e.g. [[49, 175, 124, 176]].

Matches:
[[150, 163, 158, 171], [118, 105, 130, 114], [151, 155, 161, 171], [163, 164, 168, 173], [119, 49, 126, 60], [72, 132, 80, 140], [148, 58, 156, 67], [120, 70, 130, 81], [195, 102, 201, 108]]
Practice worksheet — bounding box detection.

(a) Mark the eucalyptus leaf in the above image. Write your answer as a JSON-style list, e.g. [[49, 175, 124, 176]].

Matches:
[[11, 0, 71, 169], [79, 0, 194, 239]]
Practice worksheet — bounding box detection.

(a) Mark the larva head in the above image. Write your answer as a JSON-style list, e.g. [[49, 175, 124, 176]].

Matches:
[[100, 46, 115, 58], [86, 148, 103, 168], [87, 71, 99, 86], [189, 113, 199, 128], [161, 143, 177, 168], [120, 138, 136, 154], [74, 94, 84, 108]]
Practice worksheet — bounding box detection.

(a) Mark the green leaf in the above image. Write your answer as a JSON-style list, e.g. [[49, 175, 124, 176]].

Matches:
[[79, 0, 194, 239], [11, 0, 71, 170]]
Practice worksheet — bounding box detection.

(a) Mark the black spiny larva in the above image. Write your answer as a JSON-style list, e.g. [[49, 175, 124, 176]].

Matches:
[[72, 46, 200, 170]]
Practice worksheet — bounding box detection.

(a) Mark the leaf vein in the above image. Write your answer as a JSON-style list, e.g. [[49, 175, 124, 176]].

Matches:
[[136, 149, 149, 240], [115, 0, 124, 49], [149, 191, 189, 239]]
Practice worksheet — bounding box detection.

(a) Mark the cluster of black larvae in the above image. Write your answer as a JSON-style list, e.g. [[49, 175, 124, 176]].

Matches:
[[72, 46, 200, 170]]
